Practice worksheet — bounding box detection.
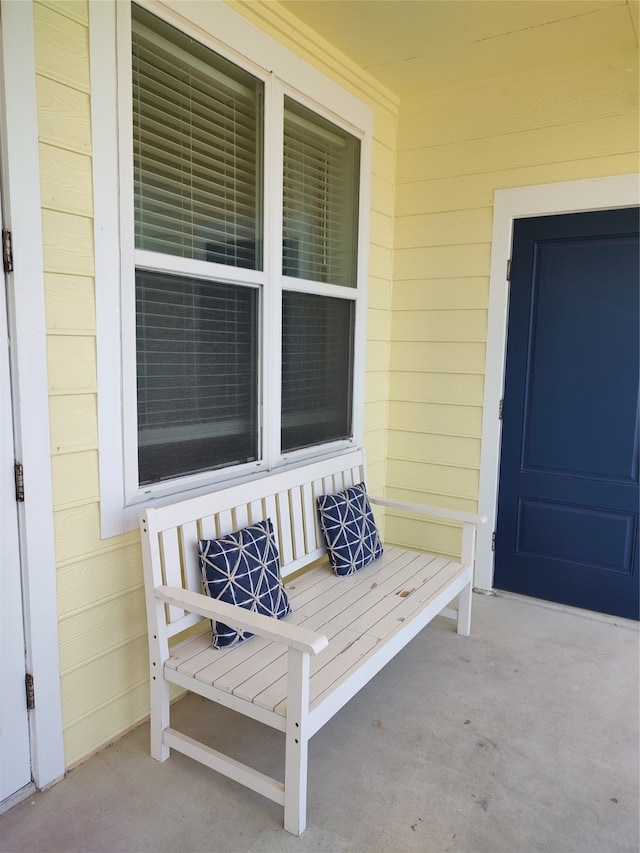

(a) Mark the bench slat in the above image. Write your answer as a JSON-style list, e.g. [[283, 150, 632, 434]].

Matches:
[[160, 530, 185, 623], [166, 630, 212, 670], [289, 485, 305, 560], [301, 482, 316, 552], [351, 558, 459, 638], [180, 520, 201, 596], [277, 490, 294, 566], [345, 556, 452, 637], [301, 551, 423, 627], [173, 632, 270, 679], [253, 623, 363, 713], [212, 611, 310, 695], [234, 503, 250, 531], [249, 498, 263, 526]]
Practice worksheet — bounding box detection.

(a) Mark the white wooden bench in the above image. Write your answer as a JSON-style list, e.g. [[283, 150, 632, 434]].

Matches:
[[140, 448, 485, 835]]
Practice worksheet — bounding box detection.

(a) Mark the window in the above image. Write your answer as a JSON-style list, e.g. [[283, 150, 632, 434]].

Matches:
[[92, 0, 371, 534], [131, 6, 263, 484]]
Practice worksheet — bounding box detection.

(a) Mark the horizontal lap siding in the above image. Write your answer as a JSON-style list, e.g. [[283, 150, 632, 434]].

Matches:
[[388, 49, 639, 559], [34, 0, 150, 767], [35, 0, 397, 767]]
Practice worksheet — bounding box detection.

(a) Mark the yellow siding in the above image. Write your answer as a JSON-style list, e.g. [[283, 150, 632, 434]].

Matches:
[[33, 2, 91, 90], [36, 75, 92, 153], [388, 48, 639, 557], [44, 273, 95, 332], [49, 394, 97, 455], [50, 450, 100, 509]]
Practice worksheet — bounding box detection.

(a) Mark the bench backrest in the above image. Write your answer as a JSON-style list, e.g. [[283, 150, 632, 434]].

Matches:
[[140, 449, 367, 639]]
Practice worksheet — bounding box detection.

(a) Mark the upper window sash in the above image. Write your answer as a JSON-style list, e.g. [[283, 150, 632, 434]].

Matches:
[[131, 4, 265, 271], [283, 97, 360, 289]]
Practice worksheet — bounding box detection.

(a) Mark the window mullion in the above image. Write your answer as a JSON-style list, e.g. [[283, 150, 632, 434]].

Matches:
[[262, 77, 285, 468]]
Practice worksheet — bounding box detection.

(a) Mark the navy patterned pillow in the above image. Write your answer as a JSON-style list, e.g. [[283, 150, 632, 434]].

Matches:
[[198, 519, 291, 649], [317, 482, 383, 576]]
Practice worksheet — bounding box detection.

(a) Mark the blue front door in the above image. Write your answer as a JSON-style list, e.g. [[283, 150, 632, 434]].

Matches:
[[494, 207, 639, 620]]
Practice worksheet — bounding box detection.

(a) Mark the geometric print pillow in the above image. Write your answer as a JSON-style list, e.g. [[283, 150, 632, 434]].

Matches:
[[317, 483, 383, 576], [198, 519, 291, 649]]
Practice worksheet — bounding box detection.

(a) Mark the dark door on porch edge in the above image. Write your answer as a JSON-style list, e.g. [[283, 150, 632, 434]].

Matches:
[[494, 207, 639, 620]]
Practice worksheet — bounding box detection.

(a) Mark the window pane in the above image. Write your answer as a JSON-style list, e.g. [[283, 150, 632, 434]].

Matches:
[[132, 5, 263, 269], [136, 270, 258, 484], [281, 291, 353, 451], [283, 98, 360, 288]]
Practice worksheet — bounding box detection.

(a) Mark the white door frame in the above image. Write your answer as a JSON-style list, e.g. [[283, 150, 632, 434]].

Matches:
[[0, 0, 65, 790], [476, 173, 640, 592]]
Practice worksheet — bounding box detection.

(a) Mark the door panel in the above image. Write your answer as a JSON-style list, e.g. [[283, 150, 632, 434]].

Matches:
[[495, 207, 639, 619]]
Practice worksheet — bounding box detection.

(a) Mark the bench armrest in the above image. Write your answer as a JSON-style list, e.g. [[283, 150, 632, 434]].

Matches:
[[369, 496, 486, 570], [156, 585, 328, 655], [368, 496, 487, 527]]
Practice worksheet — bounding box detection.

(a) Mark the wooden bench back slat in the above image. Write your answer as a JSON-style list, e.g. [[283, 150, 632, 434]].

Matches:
[[181, 520, 201, 595], [235, 503, 250, 532], [289, 485, 305, 561], [199, 514, 217, 540], [301, 482, 316, 553], [276, 490, 294, 566], [249, 498, 263, 527], [160, 529, 185, 623], [218, 508, 234, 538]]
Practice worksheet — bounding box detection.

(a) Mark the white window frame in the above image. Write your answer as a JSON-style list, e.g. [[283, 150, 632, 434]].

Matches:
[[91, 0, 372, 537]]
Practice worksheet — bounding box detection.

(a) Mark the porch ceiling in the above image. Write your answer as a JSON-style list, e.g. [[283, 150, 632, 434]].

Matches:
[[279, 0, 639, 96]]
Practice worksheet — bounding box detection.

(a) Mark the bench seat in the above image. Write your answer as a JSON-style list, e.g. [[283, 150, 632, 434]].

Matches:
[[165, 547, 469, 724]]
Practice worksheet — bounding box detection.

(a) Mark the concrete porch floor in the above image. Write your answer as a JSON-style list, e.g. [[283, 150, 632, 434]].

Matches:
[[1, 593, 638, 853]]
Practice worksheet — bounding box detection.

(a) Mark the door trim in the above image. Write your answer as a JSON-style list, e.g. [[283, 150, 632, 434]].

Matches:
[[0, 0, 65, 789], [476, 173, 640, 592]]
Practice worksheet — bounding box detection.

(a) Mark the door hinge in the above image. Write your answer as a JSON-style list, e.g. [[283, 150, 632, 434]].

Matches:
[[14, 462, 24, 502], [25, 673, 35, 710], [499, 399, 504, 420], [492, 531, 496, 552], [2, 229, 13, 274], [506, 258, 511, 282]]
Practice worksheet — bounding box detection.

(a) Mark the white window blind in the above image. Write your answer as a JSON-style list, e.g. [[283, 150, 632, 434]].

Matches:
[[136, 270, 258, 485], [283, 97, 360, 287], [132, 5, 263, 268], [281, 291, 354, 452]]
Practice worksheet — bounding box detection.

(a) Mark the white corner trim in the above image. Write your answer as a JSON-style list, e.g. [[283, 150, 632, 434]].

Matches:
[[476, 173, 640, 591], [0, 0, 65, 787]]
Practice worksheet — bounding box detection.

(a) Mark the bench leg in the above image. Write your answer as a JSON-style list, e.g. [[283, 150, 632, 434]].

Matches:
[[284, 649, 310, 836], [457, 520, 476, 637], [150, 673, 171, 762], [457, 581, 472, 637]]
